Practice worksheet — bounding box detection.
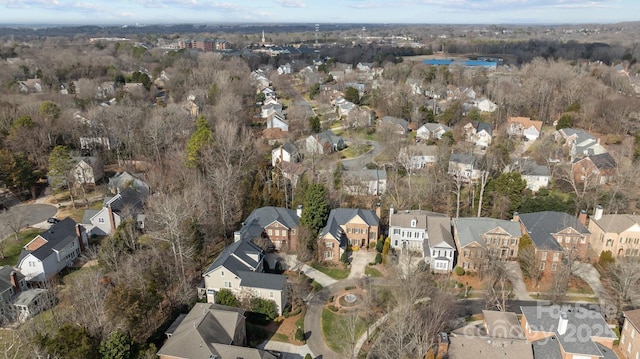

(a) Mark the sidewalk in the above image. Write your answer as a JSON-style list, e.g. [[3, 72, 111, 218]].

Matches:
[[285, 255, 337, 287]]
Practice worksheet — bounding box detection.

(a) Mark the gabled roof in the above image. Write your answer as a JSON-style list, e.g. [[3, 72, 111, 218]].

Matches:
[[0, 266, 23, 294], [482, 310, 525, 339], [107, 171, 149, 196], [282, 142, 298, 155], [203, 239, 264, 276], [518, 211, 589, 251], [241, 206, 300, 238], [389, 209, 437, 229], [453, 217, 521, 248], [624, 309, 640, 332], [105, 187, 146, 214], [449, 153, 476, 165], [428, 215, 455, 249], [343, 169, 387, 182], [592, 214, 640, 234], [320, 208, 379, 241], [508, 116, 543, 132], [312, 131, 343, 146], [157, 303, 276, 359], [448, 335, 533, 359], [577, 152, 617, 170], [379, 116, 409, 132], [238, 271, 286, 291], [23, 218, 80, 261], [475, 121, 493, 135], [418, 123, 450, 133], [520, 159, 550, 177]]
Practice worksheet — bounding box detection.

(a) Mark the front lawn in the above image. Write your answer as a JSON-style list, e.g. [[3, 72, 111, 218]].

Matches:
[[311, 262, 349, 280], [321, 308, 366, 353], [0, 228, 42, 267], [364, 266, 383, 277]]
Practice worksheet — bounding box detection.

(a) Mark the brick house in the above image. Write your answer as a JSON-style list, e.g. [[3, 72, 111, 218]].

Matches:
[[621, 309, 640, 359], [318, 208, 380, 263], [589, 207, 640, 258], [239, 206, 301, 252]]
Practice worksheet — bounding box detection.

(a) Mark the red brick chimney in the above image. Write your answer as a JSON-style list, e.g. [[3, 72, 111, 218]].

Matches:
[[578, 209, 588, 226], [10, 271, 20, 293], [107, 204, 116, 234], [76, 224, 86, 253]]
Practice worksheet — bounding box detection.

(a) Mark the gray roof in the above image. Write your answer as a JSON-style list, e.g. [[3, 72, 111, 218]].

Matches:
[[106, 187, 146, 214], [82, 209, 100, 225], [482, 310, 526, 339], [107, 171, 149, 196], [518, 211, 589, 251], [448, 335, 533, 359], [521, 159, 550, 177], [380, 116, 409, 132], [282, 142, 298, 155], [592, 214, 640, 234], [449, 153, 476, 165], [12, 288, 48, 307], [389, 209, 444, 229], [420, 123, 450, 132], [23, 218, 80, 261], [427, 215, 455, 249], [521, 305, 616, 358], [320, 208, 379, 244], [577, 152, 617, 170], [344, 169, 387, 181], [473, 120, 493, 134], [203, 239, 264, 276], [240, 206, 300, 240], [238, 271, 286, 291], [454, 217, 522, 248], [314, 130, 343, 146], [157, 303, 276, 359]]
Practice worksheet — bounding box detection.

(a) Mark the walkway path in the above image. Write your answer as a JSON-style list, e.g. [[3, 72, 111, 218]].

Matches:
[[572, 261, 607, 307], [284, 255, 337, 287], [505, 261, 533, 300]]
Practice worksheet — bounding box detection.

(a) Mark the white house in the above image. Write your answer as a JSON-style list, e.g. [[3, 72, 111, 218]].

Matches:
[[17, 218, 88, 282], [201, 236, 287, 316], [388, 207, 454, 271], [343, 169, 387, 196], [518, 160, 550, 192], [83, 187, 147, 236], [266, 112, 288, 132], [473, 98, 498, 113], [400, 144, 439, 170], [507, 117, 543, 141], [271, 143, 300, 167], [448, 153, 481, 182], [73, 156, 104, 185], [464, 121, 493, 148], [416, 123, 451, 140]]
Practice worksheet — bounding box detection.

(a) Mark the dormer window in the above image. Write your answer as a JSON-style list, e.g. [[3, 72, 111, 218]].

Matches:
[[411, 219, 417, 228]]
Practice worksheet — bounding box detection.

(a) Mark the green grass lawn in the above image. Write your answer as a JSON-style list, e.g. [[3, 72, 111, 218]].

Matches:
[[322, 308, 366, 353], [364, 266, 383, 277], [341, 144, 372, 159], [0, 228, 42, 267], [271, 332, 290, 343], [311, 263, 350, 280]]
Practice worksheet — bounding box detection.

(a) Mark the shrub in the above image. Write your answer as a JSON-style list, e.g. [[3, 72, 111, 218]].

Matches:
[[454, 266, 465, 276], [305, 354, 313, 359], [311, 281, 323, 292], [328, 295, 334, 303], [375, 253, 382, 264], [215, 289, 239, 307], [328, 304, 338, 312], [376, 238, 384, 252], [249, 297, 278, 321], [598, 250, 615, 269], [295, 327, 306, 342], [344, 286, 356, 291], [340, 251, 349, 264]]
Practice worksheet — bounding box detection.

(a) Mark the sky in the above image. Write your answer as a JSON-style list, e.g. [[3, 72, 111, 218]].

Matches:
[[0, 0, 639, 26]]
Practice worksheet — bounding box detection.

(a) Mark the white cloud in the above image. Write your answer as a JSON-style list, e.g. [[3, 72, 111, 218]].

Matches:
[[1, 0, 60, 8], [275, 0, 306, 8]]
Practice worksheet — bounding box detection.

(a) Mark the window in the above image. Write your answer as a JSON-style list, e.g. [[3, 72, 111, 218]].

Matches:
[[557, 235, 562, 242], [540, 262, 545, 270], [394, 240, 398, 246], [503, 239, 508, 246], [541, 252, 547, 260], [553, 253, 560, 262], [621, 334, 625, 344], [463, 262, 469, 269], [221, 271, 224, 276], [633, 329, 636, 339], [572, 237, 578, 243], [551, 263, 558, 272], [275, 230, 280, 236], [565, 237, 570, 244], [268, 229, 272, 235], [411, 219, 417, 228], [581, 237, 586, 244], [325, 242, 334, 248], [269, 291, 274, 298], [291, 229, 296, 235], [348, 228, 352, 234], [393, 228, 400, 235], [224, 281, 232, 288], [511, 238, 517, 245], [98, 218, 105, 223], [607, 239, 613, 247], [464, 250, 470, 257], [324, 251, 333, 259], [510, 249, 515, 257]]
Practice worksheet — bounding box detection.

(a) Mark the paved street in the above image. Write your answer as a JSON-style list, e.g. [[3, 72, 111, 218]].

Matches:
[[341, 140, 382, 170]]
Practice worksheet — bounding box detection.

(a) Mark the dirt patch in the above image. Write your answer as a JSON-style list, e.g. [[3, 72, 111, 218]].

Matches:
[[452, 272, 487, 291], [269, 312, 305, 345]]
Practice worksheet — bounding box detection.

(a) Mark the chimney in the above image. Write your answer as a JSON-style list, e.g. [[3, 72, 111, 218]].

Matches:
[[375, 202, 381, 219], [557, 312, 568, 335], [512, 211, 520, 222], [578, 210, 588, 226], [9, 271, 20, 293], [594, 205, 603, 221], [76, 224, 86, 253], [389, 204, 394, 216], [233, 231, 242, 243], [297, 205, 303, 218], [107, 204, 116, 235]]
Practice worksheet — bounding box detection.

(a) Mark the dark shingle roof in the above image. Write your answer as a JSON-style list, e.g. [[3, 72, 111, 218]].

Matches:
[[241, 206, 300, 236], [239, 271, 286, 291], [518, 211, 589, 251], [320, 208, 379, 243], [27, 218, 79, 261], [0, 266, 22, 294], [586, 152, 617, 170], [453, 217, 521, 248], [475, 121, 493, 135], [202, 239, 264, 276], [107, 187, 145, 213]]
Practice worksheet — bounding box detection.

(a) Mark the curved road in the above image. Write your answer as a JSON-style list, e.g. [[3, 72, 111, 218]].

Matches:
[[341, 140, 383, 171]]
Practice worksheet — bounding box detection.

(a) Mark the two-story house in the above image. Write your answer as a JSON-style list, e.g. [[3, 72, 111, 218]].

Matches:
[[73, 156, 104, 185], [201, 236, 287, 316], [453, 217, 522, 272], [521, 305, 617, 359], [0, 267, 26, 318], [622, 309, 640, 359], [157, 303, 276, 359], [239, 206, 301, 252], [17, 218, 88, 282], [305, 131, 345, 155], [416, 123, 451, 140], [463, 121, 493, 149], [83, 187, 147, 236], [378, 116, 409, 136], [318, 208, 380, 262], [517, 159, 551, 192], [271, 142, 300, 167], [589, 207, 640, 258], [507, 116, 543, 141], [342, 169, 387, 196], [517, 211, 591, 274], [388, 207, 455, 271], [448, 153, 481, 182]]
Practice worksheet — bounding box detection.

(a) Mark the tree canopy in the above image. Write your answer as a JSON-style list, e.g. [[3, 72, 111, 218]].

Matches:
[[300, 183, 329, 236]]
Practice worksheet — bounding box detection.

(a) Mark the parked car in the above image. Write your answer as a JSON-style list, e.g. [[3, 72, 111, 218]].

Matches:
[[47, 218, 60, 224]]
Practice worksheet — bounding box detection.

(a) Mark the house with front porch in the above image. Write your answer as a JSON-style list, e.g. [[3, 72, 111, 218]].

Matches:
[[588, 207, 640, 258], [453, 217, 522, 272], [318, 208, 380, 262]]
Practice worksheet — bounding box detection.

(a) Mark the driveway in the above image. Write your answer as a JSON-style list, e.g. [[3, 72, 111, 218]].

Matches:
[[341, 140, 382, 170], [504, 261, 533, 300], [257, 340, 313, 359], [572, 261, 607, 306], [347, 250, 375, 279]]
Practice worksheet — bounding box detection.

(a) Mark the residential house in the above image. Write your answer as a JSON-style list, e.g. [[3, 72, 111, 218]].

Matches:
[[416, 123, 451, 140], [12, 288, 54, 323], [73, 156, 104, 185], [521, 305, 617, 359], [464, 121, 493, 148], [472, 97, 498, 113], [318, 208, 380, 262], [356, 62, 373, 72], [277, 63, 292, 75], [260, 102, 283, 119], [389, 208, 454, 271], [250, 70, 270, 89], [342, 169, 387, 196], [336, 99, 356, 117], [453, 217, 522, 271], [83, 187, 147, 236], [261, 87, 276, 100], [516, 211, 591, 274], [589, 208, 640, 258], [201, 237, 287, 315], [17, 218, 88, 282], [107, 171, 150, 196], [445, 310, 532, 359], [305, 131, 344, 154], [555, 128, 607, 160], [507, 116, 543, 141], [239, 206, 301, 252], [0, 267, 26, 319], [621, 309, 640, 359], [517, 159, 551, 192], [448, 153, 481, 182], [157, 303, 276, 359], [18, 79, 42, 93], [378, 116, 409, 136], [271, 142, 300, 167], [399, 144, 439, 170], [344, 82, 366, 95], [266, 112, 288, 132], [279, 162, 307, 189], [572, 152, 617, 185]]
